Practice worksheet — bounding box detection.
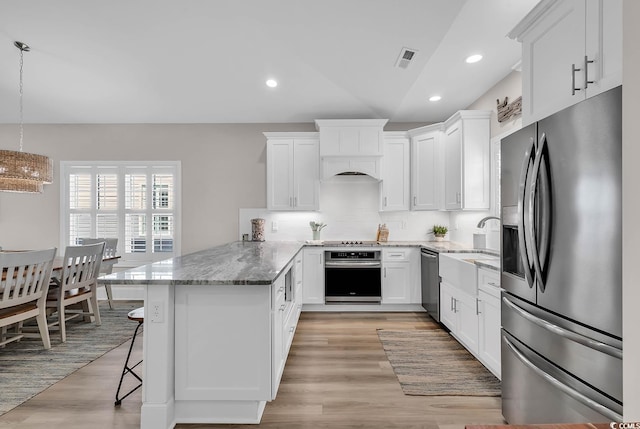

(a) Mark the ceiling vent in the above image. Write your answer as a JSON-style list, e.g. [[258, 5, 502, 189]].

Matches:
[[395, 47, 417, 69]]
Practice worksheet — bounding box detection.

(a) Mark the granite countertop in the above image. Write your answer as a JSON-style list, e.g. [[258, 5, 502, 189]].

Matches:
[[102, 239, 501, 286], [101, 241, 304, 286]]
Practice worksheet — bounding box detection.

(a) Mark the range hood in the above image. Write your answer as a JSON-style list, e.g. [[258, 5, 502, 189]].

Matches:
[[315, 119, 387, 181], [321, 156, 381, 180]]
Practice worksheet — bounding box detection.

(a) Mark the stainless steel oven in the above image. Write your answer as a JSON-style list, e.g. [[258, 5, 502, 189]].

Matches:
[[324, 250, 381, 303]]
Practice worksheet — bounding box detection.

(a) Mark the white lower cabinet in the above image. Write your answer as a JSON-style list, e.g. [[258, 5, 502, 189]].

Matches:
[[439, 262, 502, 379], [477, 268, 501, 378], [382, 248, 420, 304], [440, 281, 458, 332], [382, 262, 411, 304], [440, 281, 479, 354], [273, 253, 306, 398], [272, 272, 286, 397], [302, 248, 324, 304]]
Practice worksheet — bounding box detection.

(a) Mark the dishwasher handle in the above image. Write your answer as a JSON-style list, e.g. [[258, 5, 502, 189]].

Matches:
[[421, 249, 438, 259]]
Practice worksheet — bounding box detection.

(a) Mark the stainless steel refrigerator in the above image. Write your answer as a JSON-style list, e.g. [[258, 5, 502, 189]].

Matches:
[[500, 86, 622, 422]]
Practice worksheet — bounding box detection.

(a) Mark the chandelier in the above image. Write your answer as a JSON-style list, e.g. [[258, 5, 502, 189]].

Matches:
[[0, 41, 52, 193]]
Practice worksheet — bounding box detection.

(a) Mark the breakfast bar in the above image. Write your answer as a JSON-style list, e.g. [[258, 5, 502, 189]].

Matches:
[[102, 241, 305, 429]]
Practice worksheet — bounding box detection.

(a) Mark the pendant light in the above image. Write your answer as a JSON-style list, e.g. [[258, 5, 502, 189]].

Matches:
[[0, 41, 52, 193]]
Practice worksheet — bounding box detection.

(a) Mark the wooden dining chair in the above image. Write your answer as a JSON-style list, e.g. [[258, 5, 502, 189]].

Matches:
[[46, 242, 105, 343], [0, 248, 57, 349], [78, 238, 118, 309]]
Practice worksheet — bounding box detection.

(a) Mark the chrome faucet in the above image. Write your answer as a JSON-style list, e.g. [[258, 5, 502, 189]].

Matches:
[[477, 216, 500, 228]]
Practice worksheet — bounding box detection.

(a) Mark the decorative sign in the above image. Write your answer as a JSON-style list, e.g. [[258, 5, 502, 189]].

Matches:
[[497, 96, 522, 122]]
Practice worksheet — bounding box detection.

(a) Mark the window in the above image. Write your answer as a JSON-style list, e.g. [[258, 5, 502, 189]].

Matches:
[[61, 161, 181, 263]]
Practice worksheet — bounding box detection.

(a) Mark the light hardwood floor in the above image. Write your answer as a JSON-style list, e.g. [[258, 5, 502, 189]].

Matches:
[[0, 311, 505, 429]]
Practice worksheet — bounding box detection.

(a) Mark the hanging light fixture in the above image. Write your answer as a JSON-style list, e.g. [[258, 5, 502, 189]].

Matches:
[[0, 41, 52, 193]]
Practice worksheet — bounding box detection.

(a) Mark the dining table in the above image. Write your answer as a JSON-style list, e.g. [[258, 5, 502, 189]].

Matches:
[[1, 252, 121, 281]]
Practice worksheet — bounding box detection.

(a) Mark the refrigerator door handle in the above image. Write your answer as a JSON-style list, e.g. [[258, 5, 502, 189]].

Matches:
[[529, 133, 548, 292], [502, 296, 622, 359], [518, 137, 536, 289], [503, 335, 622, 421]]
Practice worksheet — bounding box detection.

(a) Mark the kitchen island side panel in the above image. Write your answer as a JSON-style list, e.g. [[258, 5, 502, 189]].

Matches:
[[174, 285, 272, 401]]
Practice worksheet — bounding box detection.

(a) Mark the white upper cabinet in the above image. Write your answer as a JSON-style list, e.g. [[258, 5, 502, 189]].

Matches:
[[443, 111, 491, 211], [509, 0, 622, 125], [409, 124, 443, 211], [315, 119, 388, 157], [380, 133, 410, 212], [265, 133, 319, 211]]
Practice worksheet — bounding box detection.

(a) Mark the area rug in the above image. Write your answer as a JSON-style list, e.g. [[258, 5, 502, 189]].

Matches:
[[377, 329, 501, 396], [0, 301, 142, 415]]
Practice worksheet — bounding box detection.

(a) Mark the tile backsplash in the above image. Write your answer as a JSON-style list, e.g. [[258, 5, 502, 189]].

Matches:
[[240, 176, 499, 250]]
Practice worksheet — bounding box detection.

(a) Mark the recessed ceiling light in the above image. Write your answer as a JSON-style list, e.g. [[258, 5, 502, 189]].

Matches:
[[465, 54, 483, 64], [266, 79, 278, 88], [429, 95, 442, 102]]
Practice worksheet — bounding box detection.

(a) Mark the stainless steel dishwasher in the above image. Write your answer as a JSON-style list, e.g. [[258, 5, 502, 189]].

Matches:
[[420, 248, 440, 322]]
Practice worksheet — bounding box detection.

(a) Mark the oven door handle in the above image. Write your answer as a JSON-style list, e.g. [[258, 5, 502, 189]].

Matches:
[[325, 261, 382, 268]]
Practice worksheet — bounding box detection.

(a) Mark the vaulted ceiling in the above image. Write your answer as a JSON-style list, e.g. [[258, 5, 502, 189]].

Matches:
[[0, 0, 538, 124]]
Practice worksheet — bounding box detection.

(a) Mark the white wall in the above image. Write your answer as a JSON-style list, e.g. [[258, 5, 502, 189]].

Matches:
[[623, 0, 640, 419], [0, 123, 321, 254]]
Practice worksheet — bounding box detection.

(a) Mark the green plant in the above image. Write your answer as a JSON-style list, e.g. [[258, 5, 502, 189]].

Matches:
[[432, 225, 448, 236]]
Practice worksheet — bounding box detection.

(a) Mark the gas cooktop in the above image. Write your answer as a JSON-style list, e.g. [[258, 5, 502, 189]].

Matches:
[[323, 240, 380, 247]]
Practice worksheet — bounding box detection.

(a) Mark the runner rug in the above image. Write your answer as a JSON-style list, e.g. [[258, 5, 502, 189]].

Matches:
[[0, 301, 141, 415], [377, 329, 501, 396]]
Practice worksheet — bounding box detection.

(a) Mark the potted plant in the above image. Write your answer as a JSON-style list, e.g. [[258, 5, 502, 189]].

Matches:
[[431, 225, 448, 242]]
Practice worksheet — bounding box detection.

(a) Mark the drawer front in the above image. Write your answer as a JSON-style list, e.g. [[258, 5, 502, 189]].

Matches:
[[383, 248, 410, 262], [478, 267, 500, 297]]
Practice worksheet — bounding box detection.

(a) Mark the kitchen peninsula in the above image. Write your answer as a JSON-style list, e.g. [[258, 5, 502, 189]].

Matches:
[[103, 239, 498, 429], [103, 240, 305, 429]]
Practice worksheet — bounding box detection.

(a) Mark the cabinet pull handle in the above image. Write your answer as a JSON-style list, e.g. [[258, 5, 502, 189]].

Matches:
[[584, 55, 594, 89], [488, 282, 499, 287], [450, 297, 454, 311], [384, 267, 387, 277], [453, 298, 457, 313], [413, 196, 417, 206], [384, 196, 388, 207], [280, 304, 286, 311], [571, 63, 581, 95], [294, 196, 297, 207], [289, 196, 293, 207], [476, 298, 481, 315]]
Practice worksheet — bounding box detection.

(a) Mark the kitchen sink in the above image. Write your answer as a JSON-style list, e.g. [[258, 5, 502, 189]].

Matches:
[[444, 252, 499, 263], [439, 252, 499, 296]]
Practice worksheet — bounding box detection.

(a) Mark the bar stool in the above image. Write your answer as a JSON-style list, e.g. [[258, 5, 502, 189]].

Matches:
[[115, 307, 144, 406]]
